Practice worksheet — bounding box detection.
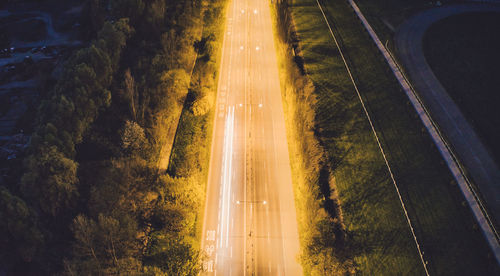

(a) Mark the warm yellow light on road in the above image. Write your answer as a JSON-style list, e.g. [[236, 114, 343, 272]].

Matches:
[[201, 0, 302, 275]]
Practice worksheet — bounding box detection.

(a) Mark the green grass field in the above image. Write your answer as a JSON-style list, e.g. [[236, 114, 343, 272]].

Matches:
[[291, 0, 499, 274], [423, 12, 500, 164]]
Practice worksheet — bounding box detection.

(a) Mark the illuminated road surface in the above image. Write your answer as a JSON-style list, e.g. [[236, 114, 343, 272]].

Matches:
[[201, 0, 302, 274]]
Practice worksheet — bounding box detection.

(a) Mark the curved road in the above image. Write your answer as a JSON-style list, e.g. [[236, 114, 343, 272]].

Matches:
[[395, 3, 500, 226]]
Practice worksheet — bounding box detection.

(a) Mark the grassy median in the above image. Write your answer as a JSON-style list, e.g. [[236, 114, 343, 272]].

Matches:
[[288, 0, 499, 274]]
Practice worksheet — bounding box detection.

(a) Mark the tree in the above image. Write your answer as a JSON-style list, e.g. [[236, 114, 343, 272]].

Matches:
[[305, 218, 355, 275], [160, 69, 190, 100], [0, 187, 43, 266], [191, 95, 212, 116], [68, 214, 140, 275], [22, 146, 78, 217], [143, 234, 199, 275], [110, 0, 145, 24], [144, 0, 166, 37], [121, 120, 146, 155], [70, 214, 101, 272], [97, 19, 134, 69], [123, 69, 138, 119]]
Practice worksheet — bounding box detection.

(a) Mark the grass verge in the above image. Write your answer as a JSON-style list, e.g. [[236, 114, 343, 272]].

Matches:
[[271, 2, 356, 274], [289, 0, 499, 274]]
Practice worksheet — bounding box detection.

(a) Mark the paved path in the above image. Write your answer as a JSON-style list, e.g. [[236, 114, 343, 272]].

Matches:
[[0, 10, 81, 48], [349, 0, 500, 264]]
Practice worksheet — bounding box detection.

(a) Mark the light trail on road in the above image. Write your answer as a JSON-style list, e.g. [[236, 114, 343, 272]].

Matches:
[[200, 0, 302, 274], [219, 106, 234, 250]]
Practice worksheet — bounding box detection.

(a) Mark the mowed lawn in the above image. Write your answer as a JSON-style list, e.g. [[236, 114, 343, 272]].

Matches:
[[290, 0, 499, 274], [424, 12, 500, 165]]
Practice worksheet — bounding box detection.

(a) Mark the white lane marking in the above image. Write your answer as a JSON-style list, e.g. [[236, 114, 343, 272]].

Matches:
[[206, 244, 215, 256], [203, 260, 214, 272], [207, 230, 216, 241]]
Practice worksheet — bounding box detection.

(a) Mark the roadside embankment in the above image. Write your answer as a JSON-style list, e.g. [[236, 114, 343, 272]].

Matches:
[[276, 0, 499, 274], [271, 2, 356, 274]]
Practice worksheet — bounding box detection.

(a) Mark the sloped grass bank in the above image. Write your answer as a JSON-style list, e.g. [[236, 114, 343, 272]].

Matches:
[[289, 0, 499, 274], [271, 2, 356, 273]]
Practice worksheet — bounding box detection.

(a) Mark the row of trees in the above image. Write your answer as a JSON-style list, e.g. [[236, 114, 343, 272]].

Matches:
[[0, 17, 134, 272], [0, 0, 227, 274], [22, 18, 134, 218]]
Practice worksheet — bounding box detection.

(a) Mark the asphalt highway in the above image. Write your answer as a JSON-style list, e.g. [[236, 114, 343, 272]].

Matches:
[[200, 0, 302, 275]]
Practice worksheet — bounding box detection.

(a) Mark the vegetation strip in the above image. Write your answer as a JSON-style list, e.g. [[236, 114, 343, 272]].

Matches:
[[348, 0, 500, 262], [0, 0, 228, 274], [271, 2, 356, 273], [289, 0, 498, 274], [314, 0, 430, 274]]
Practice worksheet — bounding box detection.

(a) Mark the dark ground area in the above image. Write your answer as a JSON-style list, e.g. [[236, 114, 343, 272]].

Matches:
[[423, 11, 500, 164], [0, 0, 83, 146]]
